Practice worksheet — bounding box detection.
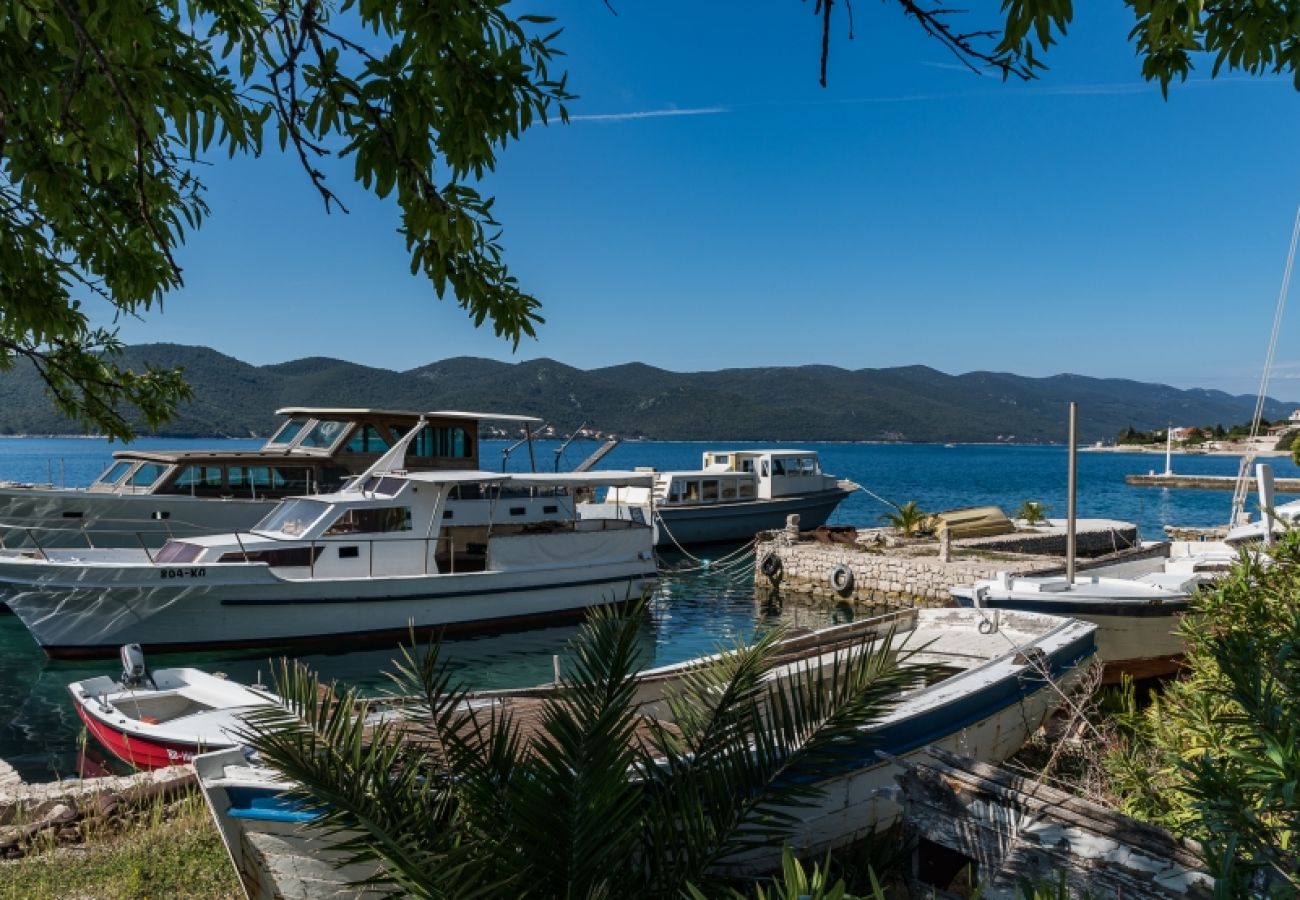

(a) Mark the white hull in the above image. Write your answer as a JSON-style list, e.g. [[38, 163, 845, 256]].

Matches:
[[951, 574, 1190, 681], [3, 529, 656, 658], [0, 486, 275, 549], [194, 608, 1097, 893]]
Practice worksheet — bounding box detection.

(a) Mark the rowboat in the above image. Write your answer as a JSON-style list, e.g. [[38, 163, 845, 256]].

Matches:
[[194, 607, 1098, 896]]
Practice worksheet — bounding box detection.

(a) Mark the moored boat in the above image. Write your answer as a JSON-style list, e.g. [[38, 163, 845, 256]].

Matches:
[[579, 449, 858, 547], [69, 645, 281, 769], [950, 571, 1192, 681], [194, 607, 1098, 894], [0, 408, 539, 550], [1, 425, 658, 658]]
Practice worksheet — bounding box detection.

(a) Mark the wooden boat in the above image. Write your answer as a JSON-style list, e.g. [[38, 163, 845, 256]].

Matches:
[[194, 607, 1098, 896], [69, 645, 280, 769], [950, 571, 1192, 681], [578, 449, 858, 547], [932, 505, 1014, 539], [1, 425, 658, 659], [0, 408, 540, 550]]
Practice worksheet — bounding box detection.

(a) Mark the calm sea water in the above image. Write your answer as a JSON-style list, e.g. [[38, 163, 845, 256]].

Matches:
[[0, 436, 1289, 779]]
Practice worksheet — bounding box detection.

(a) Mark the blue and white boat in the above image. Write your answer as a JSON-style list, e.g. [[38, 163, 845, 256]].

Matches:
[[579, 449, 857, 547], [194, 607, 1096, 893]]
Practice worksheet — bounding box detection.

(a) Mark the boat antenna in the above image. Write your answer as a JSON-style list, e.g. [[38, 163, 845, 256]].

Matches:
[[1231, 200, 1300, 525], [554, 422, 587, 472], [501, 423, 546, 472]]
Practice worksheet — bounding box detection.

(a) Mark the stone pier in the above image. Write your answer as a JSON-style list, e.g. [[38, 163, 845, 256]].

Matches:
[[754, 518, 1155, 608]]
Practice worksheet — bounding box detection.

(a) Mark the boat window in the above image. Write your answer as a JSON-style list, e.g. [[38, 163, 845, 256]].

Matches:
[[761, 461, 770, 478], [702, 480, 719, 501], [128, 463, 168, 489], [229, 466, 274, 492], [319, 467, 350, 492], [740, 459, 754, 473], [324, 506, 412, 535], [271, 467, 312, 493], [399, 424, 473, 459], [94, 460, 134, 487], [358, 475, 406, 496], [266, 417, 308, 447], [218, 546, 324, 567], [667, 480, 683, 503], [155, 541, 204, 564], [254, 498, 332, 536], [297, 419, 347, 450], [683, 481, 700, 502], [721, 480, 737, 500], [167, 466, 224, 494], [448, 483, 484, 501], [739, 481, 756, 499], [772, 459, 786, 476], [345, 425, 391, 454]]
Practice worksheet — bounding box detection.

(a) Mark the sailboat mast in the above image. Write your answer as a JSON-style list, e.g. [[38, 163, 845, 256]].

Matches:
[[1067, 402, 1077, 585]]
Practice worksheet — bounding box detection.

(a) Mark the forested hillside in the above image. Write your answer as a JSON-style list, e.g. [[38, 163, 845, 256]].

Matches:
[[0, 344, 1290, 443]]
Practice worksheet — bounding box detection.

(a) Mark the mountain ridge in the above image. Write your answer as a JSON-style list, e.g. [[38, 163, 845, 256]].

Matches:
[[0, 343, 1292, 443]]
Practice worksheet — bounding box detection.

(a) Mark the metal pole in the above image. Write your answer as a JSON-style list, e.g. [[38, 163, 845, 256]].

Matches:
[[1066, 402, 1077, 585], [525, 424, 537, 472]]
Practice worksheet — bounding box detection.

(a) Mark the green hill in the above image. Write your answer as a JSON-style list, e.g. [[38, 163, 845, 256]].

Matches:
[[0, 343, 1292, 443]]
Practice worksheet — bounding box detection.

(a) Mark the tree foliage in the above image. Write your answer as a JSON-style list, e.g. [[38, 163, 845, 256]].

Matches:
[[0, 0, 569, 439], [10, 1, 1300, 439], [1106, 536, 1300, 894], [242, 603, 922, 898]]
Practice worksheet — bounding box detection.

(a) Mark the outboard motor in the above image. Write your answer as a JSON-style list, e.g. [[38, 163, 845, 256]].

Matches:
[[119, 643, 149, 688]]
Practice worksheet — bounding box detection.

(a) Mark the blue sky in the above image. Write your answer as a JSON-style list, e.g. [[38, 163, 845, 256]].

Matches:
[[103, 3, 1300, 396]]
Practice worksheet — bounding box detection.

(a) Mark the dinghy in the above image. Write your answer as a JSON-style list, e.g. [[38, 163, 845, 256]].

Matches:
[[69, 645, 281, 769]]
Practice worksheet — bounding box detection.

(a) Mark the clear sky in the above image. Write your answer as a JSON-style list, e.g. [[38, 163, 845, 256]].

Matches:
[[102, 2, 1300, 397]]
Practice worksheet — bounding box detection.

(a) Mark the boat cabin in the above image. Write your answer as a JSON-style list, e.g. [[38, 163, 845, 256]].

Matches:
[[152, 469, 652, 577], [85, 408, 540, 500], [605, 450, 840, 508]]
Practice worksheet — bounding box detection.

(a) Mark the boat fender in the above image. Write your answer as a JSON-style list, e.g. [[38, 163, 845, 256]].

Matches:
[[830, 564, 854, 595], [977, 608, 1000, 635], [759, 552, 783, 583]]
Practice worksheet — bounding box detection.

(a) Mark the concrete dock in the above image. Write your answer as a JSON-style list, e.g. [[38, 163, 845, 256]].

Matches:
[[1126, 473, 1300, 492]]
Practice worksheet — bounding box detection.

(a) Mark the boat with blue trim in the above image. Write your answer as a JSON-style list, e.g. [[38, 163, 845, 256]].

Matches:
[[0, 425, 657, 659], [194, 606, 1097, 892], [950, 571, 1195, 682], [579, 449, 858, 547]]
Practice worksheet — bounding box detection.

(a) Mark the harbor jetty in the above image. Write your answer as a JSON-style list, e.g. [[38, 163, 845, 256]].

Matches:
[[754, 515, 1151, 607], [1127, 472, 1300, 492]]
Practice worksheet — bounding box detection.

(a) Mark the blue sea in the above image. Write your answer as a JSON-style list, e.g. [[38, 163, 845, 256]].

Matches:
[[0, 436, 1287, 779]]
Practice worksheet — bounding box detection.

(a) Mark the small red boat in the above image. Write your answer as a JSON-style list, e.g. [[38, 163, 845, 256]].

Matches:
[[69, 645, 280, 769]]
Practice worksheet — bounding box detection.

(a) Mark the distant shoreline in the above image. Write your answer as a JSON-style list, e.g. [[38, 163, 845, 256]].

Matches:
[[1081, 444, 1292, 458]]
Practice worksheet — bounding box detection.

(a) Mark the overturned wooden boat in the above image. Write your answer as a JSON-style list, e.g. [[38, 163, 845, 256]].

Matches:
[[69, 645, 281, 770], [894, 746, 1213, 898], [950, 572, 1193, 682], [195, 607, 1098, 896]]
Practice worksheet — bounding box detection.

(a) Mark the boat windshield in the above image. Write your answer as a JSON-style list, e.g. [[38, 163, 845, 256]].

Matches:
[[94, 460, 134, 487], [297, 419, 348, 450], [254, 498, 332, 536], [266, 417, 309, 447]]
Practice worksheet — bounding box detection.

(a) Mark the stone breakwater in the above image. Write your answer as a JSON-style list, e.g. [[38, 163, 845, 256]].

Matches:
[[754, 519, 1151, 607]]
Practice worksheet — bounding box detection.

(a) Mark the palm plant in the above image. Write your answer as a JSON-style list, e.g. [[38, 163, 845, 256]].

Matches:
[[1015, 500, 1050, 526], [242, 603, 921, 898], [878, 500, 931, 536]]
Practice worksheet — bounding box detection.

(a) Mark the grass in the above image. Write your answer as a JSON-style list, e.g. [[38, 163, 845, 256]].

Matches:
[[0, 792, 240, 900]]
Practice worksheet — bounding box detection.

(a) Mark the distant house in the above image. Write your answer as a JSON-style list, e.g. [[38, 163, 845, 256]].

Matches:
[[1290, 409, 1300, 424], [1169, 426, 1198, 441], [1268, 422, 1293, 437]]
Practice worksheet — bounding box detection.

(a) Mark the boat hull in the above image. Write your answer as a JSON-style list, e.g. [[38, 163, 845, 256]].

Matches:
[[2, 532, 657, 659], [194, 609, 1098, 889], [950, 587, 1188, 682], [586, 488, 852, 547], [74, 701, 235, 769], [0, 486, 275, 549]]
